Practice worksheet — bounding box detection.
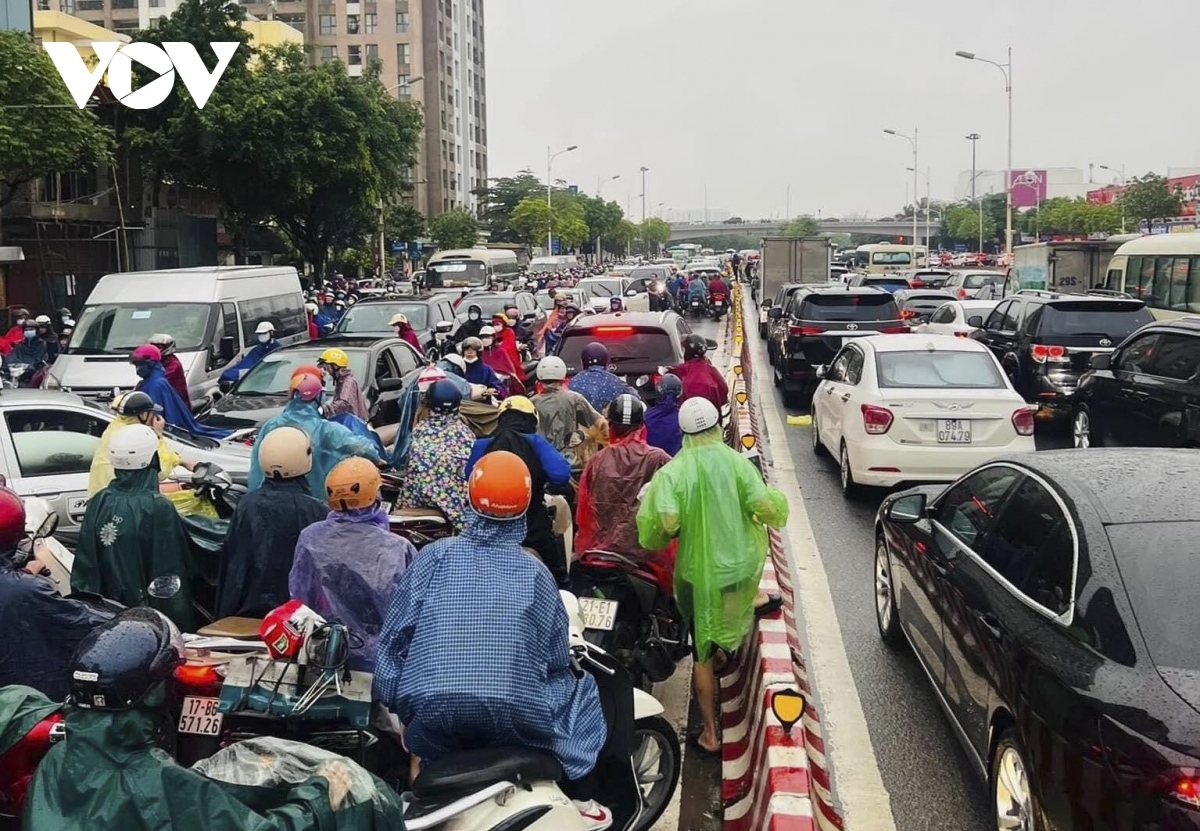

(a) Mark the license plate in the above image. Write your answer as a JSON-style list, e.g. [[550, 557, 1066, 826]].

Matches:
[[937, 419, 972, 444], [178, 696, 223, 736], [578, 597, 619, 631]]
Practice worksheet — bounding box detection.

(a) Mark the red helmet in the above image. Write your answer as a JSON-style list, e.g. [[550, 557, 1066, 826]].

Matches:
[[0, 487, 26, 553], [130, 344, 162, 364]]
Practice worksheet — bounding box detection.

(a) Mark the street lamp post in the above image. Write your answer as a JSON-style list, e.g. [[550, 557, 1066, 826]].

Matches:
[[1099, 164, 1127, 232], [956, 48, 1013, 259], [966, 133, 982, 254], [906, 166, 933, 248], [885, 128, 919, 246], [640, 166, 649, 223], [595, 174, 621, 262], [546, 144, 578, 254]]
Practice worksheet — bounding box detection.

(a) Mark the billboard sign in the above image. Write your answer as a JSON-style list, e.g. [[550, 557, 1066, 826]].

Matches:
[[1008, 170, 1048, 209]]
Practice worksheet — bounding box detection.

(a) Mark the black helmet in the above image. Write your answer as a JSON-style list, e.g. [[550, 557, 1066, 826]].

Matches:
[[427, 378, 463, 413], [683, 334, 708, 360], [656, 373, 683, 399], [607, 393, 645, 429], [115, 391, 162, 418], [70, 607, 183, 711], [581, 342, 609, 368]]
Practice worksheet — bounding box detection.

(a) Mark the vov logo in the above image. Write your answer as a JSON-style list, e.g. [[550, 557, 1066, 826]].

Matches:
[[44, 42, 240, 110]]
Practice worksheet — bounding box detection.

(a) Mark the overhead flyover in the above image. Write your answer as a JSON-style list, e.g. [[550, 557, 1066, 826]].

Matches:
[[668, 219, 918, 241]]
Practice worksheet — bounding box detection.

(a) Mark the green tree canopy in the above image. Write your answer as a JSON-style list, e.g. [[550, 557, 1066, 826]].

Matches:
[[428, 208, 479, 249], [386, 203, 425, 244], [781, 216, 821, 236], [0, 30, 114, 216], [640, 218, 672, 248], [474, 171, 546, 242], [1117, 174, 1184, 228], [1019, 197, 1121, 236], [509, 197, 553, 246]]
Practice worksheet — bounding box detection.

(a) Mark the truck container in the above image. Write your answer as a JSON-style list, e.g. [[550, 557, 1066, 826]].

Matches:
[[1009, 239, 1131, 296], [757, 236, 830, 305]]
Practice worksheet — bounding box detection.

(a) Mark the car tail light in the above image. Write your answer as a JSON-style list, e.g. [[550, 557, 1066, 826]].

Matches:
[[1030, 344, 1069, 364], [878, 325, 909, 334], [1173, 777, 1200, 808], [954, 331, 970, 339], [174, 663, 223, 694], [900, 309, 918, 320], [958, 288, 968, 299], [789, 324, 825, 337], [861, 404, 894, 435], [1012, 408, 1035, 436], [910, 280, 926, 288], [593, 326, 634, 335]]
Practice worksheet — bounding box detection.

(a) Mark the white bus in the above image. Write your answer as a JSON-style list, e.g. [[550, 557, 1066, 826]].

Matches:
[[854, 244, 928, 273], [1102, 233, 1200, 319], [425, 248, 521, 292]]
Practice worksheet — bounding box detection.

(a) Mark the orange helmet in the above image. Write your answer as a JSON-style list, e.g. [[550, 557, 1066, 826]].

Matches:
[[289, 365, 324, 402], [324, 457, 382, 511], [468, 450, 532, 521]]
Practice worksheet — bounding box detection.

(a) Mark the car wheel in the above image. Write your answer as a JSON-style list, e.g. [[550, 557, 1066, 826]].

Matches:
[[1072, 406, 1100, 449], [773, 362, 782, 389], [839, 442, 860, 499], [812, 411, 826, 456], [874, 537, 903, 648], [991, 729, 1047, 831]]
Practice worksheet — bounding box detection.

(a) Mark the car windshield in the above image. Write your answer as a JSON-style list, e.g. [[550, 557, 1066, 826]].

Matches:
[[557, 327, 677, 369], [336, 302, 429, 333], [579, 280, 623, 299], [1039, 303, 1154, 339], [963, 273, 1006, 289], [70, 303, 214, 354], [234, 348, 370, 395], [876, 351, 1005, 388], [800, 294, 899, 321], [535, 293, 556, 310], [1108, 522, 1200, 670], [427, 260, 488, 288], [461, 294, 516, 317], [630, 268, 670, 281]]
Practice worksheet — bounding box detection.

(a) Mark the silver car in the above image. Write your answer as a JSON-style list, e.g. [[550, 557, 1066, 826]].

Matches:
[[0, 390, 251, 547]]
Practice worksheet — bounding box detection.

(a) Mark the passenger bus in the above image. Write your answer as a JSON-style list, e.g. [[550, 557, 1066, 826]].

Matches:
[[424, 248, 521, 293], [668, 244, 701, 264], [854, 244, 928, 273], [1102, 233, 1200, 319]]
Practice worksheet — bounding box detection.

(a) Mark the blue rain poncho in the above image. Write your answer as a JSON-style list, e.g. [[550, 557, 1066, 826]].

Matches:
[[136, 362, 231, 441], [219, 340, 280, 384], [289, 505, 417, 672], [636, 427, 789, 662], [248, 397, 382, 496], [373, 513, 606, 780]]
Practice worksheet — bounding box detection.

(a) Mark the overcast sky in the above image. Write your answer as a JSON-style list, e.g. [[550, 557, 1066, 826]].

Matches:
[[486, 0, 1200, 220]]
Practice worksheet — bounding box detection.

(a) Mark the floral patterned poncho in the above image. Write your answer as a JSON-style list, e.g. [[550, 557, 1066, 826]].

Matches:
[[394, 410, 476, 532]]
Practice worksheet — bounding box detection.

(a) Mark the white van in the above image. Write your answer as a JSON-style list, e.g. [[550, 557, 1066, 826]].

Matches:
[[44, 266, 308, 407], [425, 249, 521, 294], [528, 255, 578, 274]]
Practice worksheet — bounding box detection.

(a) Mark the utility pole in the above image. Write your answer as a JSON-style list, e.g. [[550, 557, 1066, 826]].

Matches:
[[967, 133, 982, 253]]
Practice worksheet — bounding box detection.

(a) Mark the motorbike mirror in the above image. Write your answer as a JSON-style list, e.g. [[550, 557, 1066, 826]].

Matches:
[[377, 376, 404, 392], [147, 574, 182, 600], [35, 511, 58, 539], [635, 374, 651, 387], [0, 474, 7, 488], [625, 289, 637, 297], [704, 338, 718, 350]]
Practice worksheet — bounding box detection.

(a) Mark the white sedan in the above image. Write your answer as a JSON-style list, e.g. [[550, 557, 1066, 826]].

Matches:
[[810, 334, 1035, 496], [911, 299, 1000, 337]]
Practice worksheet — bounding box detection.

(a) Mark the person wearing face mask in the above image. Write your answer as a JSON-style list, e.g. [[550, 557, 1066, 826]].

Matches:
[[317, 347, 370, 421], [57, 321, 73, 355], [389, 313, 424, 354], [147, 333, 190, 405], [88, 392, 192, 498], [7, 319, 47, 385], [33, 315, 59, 364], [219, 321, 280, 386], [1, 307, 30, 355], [492, 311, 526, 381], [460, 336, 507, 399], [305, 302, 321, 339], [132, 345, 231, 441], [452, 303, 487, 345], [478, 325, 523, 396]]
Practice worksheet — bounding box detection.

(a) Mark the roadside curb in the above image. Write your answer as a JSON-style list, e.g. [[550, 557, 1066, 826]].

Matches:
[[720, 283, 845, 831]]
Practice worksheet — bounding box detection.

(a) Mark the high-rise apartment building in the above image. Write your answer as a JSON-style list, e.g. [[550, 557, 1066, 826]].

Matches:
[[66, 0, 486, 222]]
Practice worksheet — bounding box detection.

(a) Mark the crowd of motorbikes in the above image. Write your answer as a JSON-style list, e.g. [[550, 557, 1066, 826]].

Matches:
[[649, 279, 730, 323]]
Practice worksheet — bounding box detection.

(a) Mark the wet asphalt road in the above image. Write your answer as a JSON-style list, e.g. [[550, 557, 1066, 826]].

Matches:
[[760, 335, 1071, 831]]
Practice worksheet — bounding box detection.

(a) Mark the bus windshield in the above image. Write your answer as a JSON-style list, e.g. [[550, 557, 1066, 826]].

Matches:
[[426, 260, 488, 289]]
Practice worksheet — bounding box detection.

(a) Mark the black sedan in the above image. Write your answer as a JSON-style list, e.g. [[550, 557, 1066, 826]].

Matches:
[[874, 448, 1200, 831], [332, 295, 458, 346], [200, 337, 425, 429]]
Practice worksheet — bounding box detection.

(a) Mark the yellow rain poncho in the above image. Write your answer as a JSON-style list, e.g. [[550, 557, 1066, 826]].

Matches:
[[88, 415, 216, 518], [636, 426, 789, 662]]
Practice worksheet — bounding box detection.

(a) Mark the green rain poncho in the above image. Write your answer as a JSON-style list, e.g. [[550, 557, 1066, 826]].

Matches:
[[72, 465, 196, 631], [636, 427, 789, 662]]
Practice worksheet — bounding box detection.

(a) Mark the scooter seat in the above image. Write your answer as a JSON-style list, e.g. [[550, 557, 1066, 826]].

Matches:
[[411, 746, 564, 799], [390, 507, 449, 524]]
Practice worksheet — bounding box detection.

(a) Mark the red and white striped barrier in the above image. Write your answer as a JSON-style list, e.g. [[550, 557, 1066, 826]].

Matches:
[[720, 284, 844, 831]]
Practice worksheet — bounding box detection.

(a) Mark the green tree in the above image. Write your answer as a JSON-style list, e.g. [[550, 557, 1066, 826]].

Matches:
[[553, 199, 589, 251], [509, 197, 553, 246], [385, 203, 425, 243], [474, 170, 546, 242], [1117, 174, 1184, 229], [639, 218, 672, 251], [0, 30, 115, 226], [942, 202, 996, 245], [605, 219, 638, 255], [781, 216, 821, 236], [428, 208, 479, 249]]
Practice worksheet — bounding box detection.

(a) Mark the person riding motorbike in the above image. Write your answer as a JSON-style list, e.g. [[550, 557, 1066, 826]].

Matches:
[[467, 396, 572, 585], [374, 451, 611, 830], [248, 367, 383, 496], [389, 313, 423, 354], [72, 424, 196, 630], [707, 274, 729, 315], [451, 303, 486, 345], [214, 427, 328, 619], [290, 457, 417, 671], [317, 347, 370, 421], [491, 311, 526, 384], [132, 345, 231, 441], [8, 319, 47, 386], [478, 325, 523, 395], [567, 342, 628, 413], [0, 307, 29, 355], [686, 273, 708, 307], [670, 333, 729, 412], [460, 336, 507, 399], [147, 333, 190, 405], [220, 322, 280, 386], [644, 373, 684, 457], [34, 315, 59, 363], [530, 356, 603, 465], [576, 394, 675, 592], [393, 379, 475, 533], [637, 398, 789, 755], [0, 487, 110, 701]]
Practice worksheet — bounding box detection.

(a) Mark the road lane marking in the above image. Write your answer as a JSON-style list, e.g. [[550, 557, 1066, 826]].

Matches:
[[750, 322, 898, 831]]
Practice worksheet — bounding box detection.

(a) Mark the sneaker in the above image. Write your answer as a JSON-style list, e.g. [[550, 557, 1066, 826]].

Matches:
[[572, 799, 613, 830]]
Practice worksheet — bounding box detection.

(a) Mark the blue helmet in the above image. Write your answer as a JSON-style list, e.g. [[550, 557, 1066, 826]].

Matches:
[[656, 373, 683, 399], [581, 342, 610, 368], [427, 378, 463, 413]]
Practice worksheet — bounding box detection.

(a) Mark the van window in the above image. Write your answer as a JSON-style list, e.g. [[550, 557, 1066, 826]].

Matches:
[[239, 294, 307, 341], [208, 303, 239, 370], [427, 260, 488, 289]]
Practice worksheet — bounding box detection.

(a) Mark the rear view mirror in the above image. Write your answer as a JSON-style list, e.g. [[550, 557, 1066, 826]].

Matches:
[[768, 307, 783, 320], [377, 377, 404, 392], [1090, 353, 1111, 371], [815, 365, 827, 380], [218, 336, 236, 362], [35, 512, 58, 539], [966, 315, 984, 328], [523, 311, 538, 321], [147, 574, 182, 600], [626, 289, 637, 297], [704, 338, 718, 351], [885, 493, 927, 524]]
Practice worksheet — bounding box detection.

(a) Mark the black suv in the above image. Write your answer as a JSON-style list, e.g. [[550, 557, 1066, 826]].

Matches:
[[1072, 316, 1200, 448], [768, 286, 906, 405], [975, 290, 1154, 419]]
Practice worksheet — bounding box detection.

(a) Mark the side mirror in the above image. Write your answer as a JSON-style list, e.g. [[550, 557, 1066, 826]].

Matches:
[[704, 338, 718, 351], [36, 511, 59, 539], [626, 289, 637, 297], [768, 307, 783, 320], [523, 312, 538, 321], [1090, 353, 1111, 371], [966, 315, 984, 328], [377, 376, 404, 392], [815, 365, 827, 380], [218, 336, 236, 362], [884, 493, 927, 524]]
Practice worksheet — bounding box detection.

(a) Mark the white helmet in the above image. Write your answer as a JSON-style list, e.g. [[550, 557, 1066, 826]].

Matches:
[[147, 333, 176, 357], [417, 365, 447, 392], [305, 303, 319, 315], [388, 313, 409, 327], [478, 325, 496, 338], [255, 321, 276, 335], [537, 355, 568, 382], [258, 426, 312, 480], [108, 424, 159, 470], [34, 315, 51, 326], [442, 354, 467, 375], [679, 397, 720, 435]]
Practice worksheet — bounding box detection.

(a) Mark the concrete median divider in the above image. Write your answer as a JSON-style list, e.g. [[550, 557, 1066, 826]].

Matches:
[[719, 283, 844, 831]]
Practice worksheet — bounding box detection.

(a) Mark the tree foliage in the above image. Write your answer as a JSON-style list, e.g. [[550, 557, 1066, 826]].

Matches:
[[385, 203, 425, 244], [781, 216, 821, 236], [942, 202, 996, 244], [0, 30, 115, 213], [428, 208, 479, 249], [509, 197, 553, 246], [640, 218, 672, 248], [1019, 197, 1121, 236], [474, 171, 545, 242], [1117, 174, 1184, 228]]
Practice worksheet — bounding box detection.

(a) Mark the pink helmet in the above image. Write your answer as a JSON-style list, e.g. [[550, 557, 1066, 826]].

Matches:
[[130, 344, 162, 363], [288, 372, 324, 402], [417, 365, 447, 393]]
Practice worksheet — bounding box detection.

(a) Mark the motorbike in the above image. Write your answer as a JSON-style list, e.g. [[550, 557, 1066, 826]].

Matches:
[[11, 497, 73, 596], [570, 550, 690, 692], [687, 295, 705, 320], [173, 462, 245, 520], [709, 294, 728, 320], [0, 692, 64, 827]]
